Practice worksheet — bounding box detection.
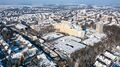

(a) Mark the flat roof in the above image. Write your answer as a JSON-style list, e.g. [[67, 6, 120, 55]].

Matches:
[[42, 32, 64, 40], [15, 24, 27, 30], [83, 33, 106, 46], [53, 36, 85, 56]]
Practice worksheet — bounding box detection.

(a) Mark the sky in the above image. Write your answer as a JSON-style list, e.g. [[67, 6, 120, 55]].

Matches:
[[0, 0, 120, 6]]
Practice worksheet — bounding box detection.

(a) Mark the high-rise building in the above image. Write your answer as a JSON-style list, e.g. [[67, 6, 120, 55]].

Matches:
[[96, 22, 103, 33]]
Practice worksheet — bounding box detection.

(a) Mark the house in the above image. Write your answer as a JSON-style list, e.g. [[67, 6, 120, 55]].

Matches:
[[15, 23, 27, 30]]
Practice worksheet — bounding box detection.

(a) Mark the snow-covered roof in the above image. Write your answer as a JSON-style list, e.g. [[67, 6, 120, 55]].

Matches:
[[37, 53, 56, 67], [11, 53, 23, 59], [94, 61, 107, 67], [83, 33, 106, 46], [55, 36, 82, 43], [15, 23, 27, 30], [42, 32, 64, 40], [104, 51, 118, 61], [54, 36, 85, 57], [96, 55, 111, 65]]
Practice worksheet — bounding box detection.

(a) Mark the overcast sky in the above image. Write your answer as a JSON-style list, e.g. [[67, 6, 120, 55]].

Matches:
[[0, 0, 120, 6]]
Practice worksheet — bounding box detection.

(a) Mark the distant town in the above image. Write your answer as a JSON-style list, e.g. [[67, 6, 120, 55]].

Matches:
[[0, 5, 120, 67]]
